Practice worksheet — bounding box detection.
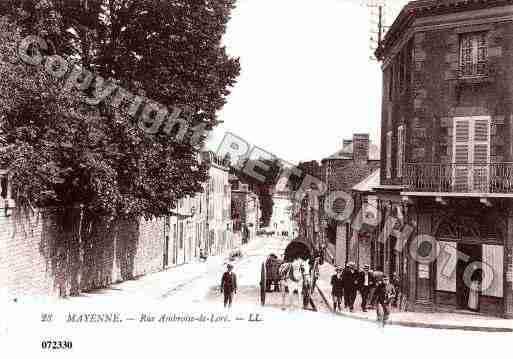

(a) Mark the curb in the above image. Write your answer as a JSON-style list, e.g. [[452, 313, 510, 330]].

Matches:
[[315, 283, 513, 333]]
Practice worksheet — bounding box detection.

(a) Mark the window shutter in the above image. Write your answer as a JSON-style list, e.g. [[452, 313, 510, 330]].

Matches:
[[397, 125, 405, 178], [386, 131, 392, 179], [460, 34, 473, 76], [472, 118, 490, 192], [482, 244, 503, 298], [453, 119, 470, 191]]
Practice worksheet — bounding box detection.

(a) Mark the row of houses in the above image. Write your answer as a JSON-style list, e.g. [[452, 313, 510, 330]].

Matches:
[[0, 152, 260, 300], [298, 0, 513, 319]]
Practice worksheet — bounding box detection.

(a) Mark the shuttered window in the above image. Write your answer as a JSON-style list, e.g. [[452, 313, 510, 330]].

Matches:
[[459, 32, 488, 77], [482, 244, 503, 298], [386, 131, 392, 179], [397, 125, 405, 178], [452, 117, 490, 192]]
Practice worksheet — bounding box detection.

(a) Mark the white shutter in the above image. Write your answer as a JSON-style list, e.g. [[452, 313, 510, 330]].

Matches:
[[472, 118, 490, 192], [386, 131, 392, 179], [397, 125, 405, 178], [453, 119, 470, 192], [437, 241, 457, 292], [482, 244, 503, 298]]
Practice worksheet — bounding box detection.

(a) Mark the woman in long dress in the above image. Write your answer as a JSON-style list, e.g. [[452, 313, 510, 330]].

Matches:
[[468, 271, 481, 311]]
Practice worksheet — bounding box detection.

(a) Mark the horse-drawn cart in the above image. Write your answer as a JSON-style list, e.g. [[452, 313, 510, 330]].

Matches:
[[259, 238, 320, 310]]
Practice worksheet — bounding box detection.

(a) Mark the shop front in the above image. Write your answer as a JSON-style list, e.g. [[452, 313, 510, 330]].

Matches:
[[404, 198, 512, 318]]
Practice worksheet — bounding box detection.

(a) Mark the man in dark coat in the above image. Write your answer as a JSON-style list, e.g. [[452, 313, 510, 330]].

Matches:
[[342, 262, 358, 312], [357, 264, 375, 312], [220, 264, 237, 308], [330, 266, 344, 312]]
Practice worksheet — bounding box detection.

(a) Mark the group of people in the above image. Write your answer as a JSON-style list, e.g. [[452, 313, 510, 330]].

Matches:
[[331, 262, 399, 324]]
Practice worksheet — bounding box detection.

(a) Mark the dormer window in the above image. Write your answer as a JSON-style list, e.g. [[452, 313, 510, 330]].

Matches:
[[459, 32, 488, 78]]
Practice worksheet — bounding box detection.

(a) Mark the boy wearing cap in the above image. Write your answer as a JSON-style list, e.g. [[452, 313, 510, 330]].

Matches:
[[220, 264, 237, 308], [374, 274, 395, 325], [330, 267, 344, 312], [342, 262, 358, 312], [357, 264, 375, 312]]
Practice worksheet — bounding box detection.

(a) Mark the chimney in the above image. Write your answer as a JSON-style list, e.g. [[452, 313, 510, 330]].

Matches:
[[343, 139, 353, 150], [353, 133, 369, 164]]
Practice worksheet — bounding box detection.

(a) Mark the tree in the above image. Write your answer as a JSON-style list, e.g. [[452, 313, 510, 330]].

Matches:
[[231, 157, 282, 228], [0, 0, 240, 223]]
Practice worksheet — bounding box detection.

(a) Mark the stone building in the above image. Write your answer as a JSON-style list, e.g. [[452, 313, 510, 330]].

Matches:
[[375, 0, 513, 317], [167, 151, 233, 266], [230, 175, 260, 244], [321, 133, 380, 266]]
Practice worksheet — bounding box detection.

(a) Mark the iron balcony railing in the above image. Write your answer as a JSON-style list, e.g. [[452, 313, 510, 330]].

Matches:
[[404, 163, 513, 194], [459, 61, 488, 79]]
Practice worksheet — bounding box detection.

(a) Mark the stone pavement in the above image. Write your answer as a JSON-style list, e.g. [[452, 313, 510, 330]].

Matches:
[[315, 261, 513, 332]]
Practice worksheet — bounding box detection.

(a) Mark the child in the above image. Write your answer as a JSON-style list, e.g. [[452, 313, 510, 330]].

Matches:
[[220, 264, 237, 308], [330, 266, 344, 312], [374, 273, 395, 326]]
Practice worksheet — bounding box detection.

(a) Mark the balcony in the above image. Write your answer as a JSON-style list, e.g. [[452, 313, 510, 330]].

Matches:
[[404, 163, 513, 196]]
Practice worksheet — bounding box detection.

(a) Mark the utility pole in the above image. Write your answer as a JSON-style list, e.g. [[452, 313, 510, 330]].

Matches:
[[367, 0, 408, 61], [367, 0, 385, 62]]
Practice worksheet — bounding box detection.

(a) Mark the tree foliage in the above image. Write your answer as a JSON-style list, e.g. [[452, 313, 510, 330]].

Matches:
[[0, 0, 240, 221], [231, 157, 282, 228]]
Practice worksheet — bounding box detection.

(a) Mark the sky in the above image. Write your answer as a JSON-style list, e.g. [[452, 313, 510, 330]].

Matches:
[[206, 0, 408, 164]]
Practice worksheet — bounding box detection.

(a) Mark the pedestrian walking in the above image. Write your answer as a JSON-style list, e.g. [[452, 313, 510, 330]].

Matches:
[[220, 263, 237, 308], [330, 266, 344, 312], [468, 269, 482, 312], [391, 272, 401, 308], [342, 262, 358, 312], [357, 264, 375, 312], [199, 248, 208, 262], [374, 273, 395, 326]]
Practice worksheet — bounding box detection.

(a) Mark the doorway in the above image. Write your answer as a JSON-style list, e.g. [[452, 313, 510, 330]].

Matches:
[[389, 236, 397, 277], [163, 235, 169, 268], [456, 243, 482, 310]]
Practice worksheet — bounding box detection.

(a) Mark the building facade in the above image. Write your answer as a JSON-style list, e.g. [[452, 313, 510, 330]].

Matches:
[[321, 133, 381, 266], [230, 176, 260, 245], [348, 169, 381, 269], [167, 151, 233, 267], [375, 0, 513, 317], [270, 189, 294, 237]]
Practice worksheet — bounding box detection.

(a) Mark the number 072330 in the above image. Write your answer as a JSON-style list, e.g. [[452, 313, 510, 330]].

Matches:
[[41, 340, 73, 350]]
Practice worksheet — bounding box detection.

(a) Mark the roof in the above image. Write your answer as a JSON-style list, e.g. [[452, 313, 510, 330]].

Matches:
[[376, 0, 513, 60], [323, 142, 381, 161], [352, 169, 380, 193]]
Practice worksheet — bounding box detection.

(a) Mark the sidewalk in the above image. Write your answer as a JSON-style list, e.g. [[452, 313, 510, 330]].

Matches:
[[17, 239, 264, 305], [315, 261, 513, 332]]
